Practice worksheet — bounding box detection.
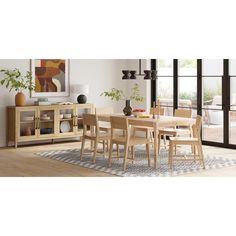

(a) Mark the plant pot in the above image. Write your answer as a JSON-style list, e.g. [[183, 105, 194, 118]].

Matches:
[[123, 99, 132, 116], [15, 92, 26, 106]]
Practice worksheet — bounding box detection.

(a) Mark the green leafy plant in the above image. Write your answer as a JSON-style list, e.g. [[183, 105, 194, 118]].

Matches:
[[101, 83, 144, 102], [0, 68, 35, 92]]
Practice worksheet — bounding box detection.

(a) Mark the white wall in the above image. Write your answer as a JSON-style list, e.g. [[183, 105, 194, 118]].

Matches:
[[0, 59, 129, 147]]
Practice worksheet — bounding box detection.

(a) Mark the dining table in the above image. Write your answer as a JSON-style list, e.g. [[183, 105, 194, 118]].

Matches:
[[97, 114, 196, 169]]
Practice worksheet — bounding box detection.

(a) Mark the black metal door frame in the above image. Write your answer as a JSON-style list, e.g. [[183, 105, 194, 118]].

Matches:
[[151, 58, 236, 149]]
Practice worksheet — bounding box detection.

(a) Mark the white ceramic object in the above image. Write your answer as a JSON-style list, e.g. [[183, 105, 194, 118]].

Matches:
[[59, 114, 64, 119], [41, 116, 50, 120], [63, 113, 72, 119], [60, 121, 71, 133], [132, 111, 146, 117], [22, 116, 34, 121]]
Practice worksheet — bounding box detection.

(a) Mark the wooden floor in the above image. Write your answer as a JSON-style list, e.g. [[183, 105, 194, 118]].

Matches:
[[0, 141, 236, 177]]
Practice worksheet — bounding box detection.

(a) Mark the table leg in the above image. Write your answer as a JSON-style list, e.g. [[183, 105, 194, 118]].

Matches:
[[153, 128, 159, 169]]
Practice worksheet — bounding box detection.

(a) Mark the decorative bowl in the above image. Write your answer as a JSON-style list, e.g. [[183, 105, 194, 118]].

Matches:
[[63, 113, 72, 119], [22, 116, 34, 121], [132, 109, 146, 117]]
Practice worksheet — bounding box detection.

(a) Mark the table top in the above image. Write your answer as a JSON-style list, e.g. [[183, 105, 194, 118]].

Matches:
[[97, 114, 195, 128]]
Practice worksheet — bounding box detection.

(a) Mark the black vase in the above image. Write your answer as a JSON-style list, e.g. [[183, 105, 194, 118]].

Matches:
[[123, 100, 132, 116], [77, 94, 87, 104]]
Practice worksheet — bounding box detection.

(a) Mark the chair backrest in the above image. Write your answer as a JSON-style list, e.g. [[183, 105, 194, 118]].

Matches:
[[95, 107, 114, 115], [192, 115, 202, 139], [83, 113, 98, 126], [110, 116, 128, 130], [150, 107, 165, 115], [174, 109, 192, 118], [110, 116, 129, 141]]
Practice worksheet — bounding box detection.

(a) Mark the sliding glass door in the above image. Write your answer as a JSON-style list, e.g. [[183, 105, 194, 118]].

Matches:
[[152, 59, 236, 148]]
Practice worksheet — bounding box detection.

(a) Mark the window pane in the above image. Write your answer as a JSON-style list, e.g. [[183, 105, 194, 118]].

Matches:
[[229, 111, 236, 144], [157, 59, 173, 75], [203, 77, 222, 109], [230, 77, 236, 109], [202, 109, 223, 142], [178, 59, 197, 76], [162, 106, 173, 116], [202, 59, 223, 76], [178, 77, 197, 108], [157, 76, 173, 107], [229, 59, 236, 75]]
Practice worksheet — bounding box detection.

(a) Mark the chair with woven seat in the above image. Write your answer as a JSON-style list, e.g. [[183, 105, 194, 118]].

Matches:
[[158, 109, 192, 153], [168, 115, 205, 172], [80, 113, 111, 163], [108, 116, 150, 171]]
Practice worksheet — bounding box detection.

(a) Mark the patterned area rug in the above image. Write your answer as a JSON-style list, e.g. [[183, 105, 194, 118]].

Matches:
[[35, 146, 236, 177]]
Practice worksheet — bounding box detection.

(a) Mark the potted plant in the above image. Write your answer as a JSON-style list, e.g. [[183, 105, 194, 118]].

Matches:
[[0, 68, 35, 106], [101, 83, 144, 116]]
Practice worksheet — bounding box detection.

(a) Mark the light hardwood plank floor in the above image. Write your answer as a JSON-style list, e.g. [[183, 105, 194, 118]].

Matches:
[[0, 142, 236, 177]]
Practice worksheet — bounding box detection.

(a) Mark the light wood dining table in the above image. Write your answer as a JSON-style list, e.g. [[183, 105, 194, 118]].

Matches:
[[97, 114, 196, 169]]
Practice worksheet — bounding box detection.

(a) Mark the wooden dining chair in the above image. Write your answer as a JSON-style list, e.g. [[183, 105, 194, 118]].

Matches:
[[158, 109, 192, 153], [108, 116, 150, 171], [95, 107, 114, 152], [168, 115, 205, 172], [133, 107, 165, 143], [80, 114, 111, 164]]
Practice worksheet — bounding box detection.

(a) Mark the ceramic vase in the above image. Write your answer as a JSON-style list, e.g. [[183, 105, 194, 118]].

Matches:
[[123, 99, 132, 116], [15, 92, 26, 106]]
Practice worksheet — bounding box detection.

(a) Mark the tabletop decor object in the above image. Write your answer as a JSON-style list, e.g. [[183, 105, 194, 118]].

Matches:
[[101, 83, 144, 116], [0, 68, 35, 106], [71, 84, 89, 104]]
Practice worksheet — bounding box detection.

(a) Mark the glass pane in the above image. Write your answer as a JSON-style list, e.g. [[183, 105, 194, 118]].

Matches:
[[157, 59, 173, 75], [230, 77, 236, 109], [202, 109, 223, 142], [39, 110, 55, 135], [20, 111, 36, 137], [229, 111, 236, 144], [157, 76, 173, 107], [59, 108, 74, 133], [178, 77, 197, 108], [162, 106, 173, 116], [229, 59, 236, 75], [202, 59, 223, 76], [203, 77, 222, 109], [178, 59, 197, 76]]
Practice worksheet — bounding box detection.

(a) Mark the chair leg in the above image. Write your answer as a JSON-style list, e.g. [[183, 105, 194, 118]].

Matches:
[[108, 141, 113, 167], [102, 140, 105, 154], [146, 143, 150, 167], [197, 142, 205, 169], [123, 144, 129, 171], [117, 144, 120, 158], [163, 135, 167, 149], [80, 137, 85, 161], [158, 134, 161, 154], [169, 141, 174, 173], [131, 146, 135, 163], [92, 139, 98, 164]]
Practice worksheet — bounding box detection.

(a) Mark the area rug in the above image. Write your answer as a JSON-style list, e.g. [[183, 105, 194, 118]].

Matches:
[[35, 147, 236, 177]]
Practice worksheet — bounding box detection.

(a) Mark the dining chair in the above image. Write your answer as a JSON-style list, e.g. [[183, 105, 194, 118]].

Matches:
[[95, 106, 121, 155], [80, 114, 111, 164], [168, 115, 205, 172], [158, 109, 192, 153], [108, 116, 150, 171], [133, 107, 165, 143]]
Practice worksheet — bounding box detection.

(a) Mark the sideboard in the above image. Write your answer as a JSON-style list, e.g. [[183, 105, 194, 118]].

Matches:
[[7, 103, 94, 148]]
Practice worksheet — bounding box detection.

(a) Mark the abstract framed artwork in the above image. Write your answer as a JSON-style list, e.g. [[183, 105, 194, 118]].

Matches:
[[30, 59, 70, 97]]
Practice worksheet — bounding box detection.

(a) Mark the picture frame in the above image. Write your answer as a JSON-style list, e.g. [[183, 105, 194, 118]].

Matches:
[[30, 59, 70, 97]]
